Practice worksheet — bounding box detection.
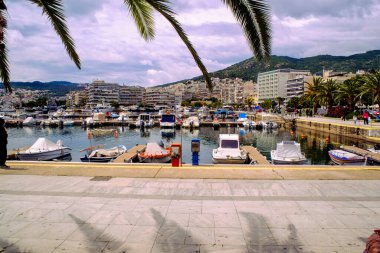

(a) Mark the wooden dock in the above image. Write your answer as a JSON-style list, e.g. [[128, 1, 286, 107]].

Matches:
[[340, 145, 380, 164], [241, 146, 271, 165], [113, 144, 146, 163]]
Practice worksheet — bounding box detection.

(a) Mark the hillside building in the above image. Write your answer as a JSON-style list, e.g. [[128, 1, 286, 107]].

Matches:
[[119, 85, 145, 106], [87, 80, 119, 108]]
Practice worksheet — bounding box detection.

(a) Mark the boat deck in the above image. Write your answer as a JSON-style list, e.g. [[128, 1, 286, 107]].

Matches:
[[112, 144, 146, 163], [340, 145, 380, 164], [241, 146, 271, 165]]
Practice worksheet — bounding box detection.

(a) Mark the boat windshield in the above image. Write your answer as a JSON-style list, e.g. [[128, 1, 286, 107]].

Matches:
[[221, 140, 238, 149]]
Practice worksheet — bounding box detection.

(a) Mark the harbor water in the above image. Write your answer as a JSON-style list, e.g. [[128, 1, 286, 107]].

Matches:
[[6, 126, 374, 164]]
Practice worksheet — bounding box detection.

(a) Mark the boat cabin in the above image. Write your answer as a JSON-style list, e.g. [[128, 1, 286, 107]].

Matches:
[[219, 134, 240, 149]]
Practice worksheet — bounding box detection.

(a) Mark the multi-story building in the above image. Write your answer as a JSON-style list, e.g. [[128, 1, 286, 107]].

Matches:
[[66, 90, 88, 107], [143, 88, 176, 108], [257, 69, 311, 103], [286, 75, 314, 100], [119, 85, 145, 106], [87, 80, 119, 108]]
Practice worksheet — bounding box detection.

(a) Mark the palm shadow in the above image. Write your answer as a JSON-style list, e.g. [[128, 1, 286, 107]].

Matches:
[[241, 212, 304, 253], [0, 238, 22, 252]]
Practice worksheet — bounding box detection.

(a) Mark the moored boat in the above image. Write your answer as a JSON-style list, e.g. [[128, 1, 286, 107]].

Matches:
[[160, 114, 176, 128], [80, 145, 127, 162], [138, 142, 171, 163], [182, 116, 199, 128], [212, 134, 248, 164], [17, 138, 71, 161], [328, 149, 365, 165], [271, 141, 307, 164], [22, 117, 36, 126]]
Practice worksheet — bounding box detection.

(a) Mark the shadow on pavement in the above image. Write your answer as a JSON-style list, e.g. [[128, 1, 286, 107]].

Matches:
[[0, 238, 21, 252]]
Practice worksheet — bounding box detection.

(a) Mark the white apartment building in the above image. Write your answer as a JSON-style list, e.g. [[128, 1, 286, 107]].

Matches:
[[257, 69, 311, 103], [119, 86, 145, 106], [286, 75, 313, 100], [87, 80, 119, 108], [143, 88, 176, 108]]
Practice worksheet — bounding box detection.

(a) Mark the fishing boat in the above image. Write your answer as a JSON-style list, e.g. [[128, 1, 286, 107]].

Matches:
[[182, 116, 199, 128], [328, 149, 365, 165], [212, 134, 248, 164], [160, 114, 176, 128], [138, 142, 171, 163], [134, 114, 154, 128], [17, 138, 71, 161], [80, 145, 127, 162], [270, 141, 307, 164]]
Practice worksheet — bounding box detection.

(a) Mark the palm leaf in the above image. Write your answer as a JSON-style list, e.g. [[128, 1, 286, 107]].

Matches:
[[29, 0, 81, 69], [221, 0, 271, 60], [144, 0, 212, 91], [0, 8, 10, 92], [124, 0, 155, 41]]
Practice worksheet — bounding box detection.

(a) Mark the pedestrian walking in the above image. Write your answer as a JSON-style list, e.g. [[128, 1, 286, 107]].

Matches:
[[363, 110, 369, 125], [0, 118, 9, 169]]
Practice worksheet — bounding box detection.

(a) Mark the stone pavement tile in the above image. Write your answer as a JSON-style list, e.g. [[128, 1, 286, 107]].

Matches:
[[118, 186, 136, 194], [74, 196, 111, 205], [0, 238, 19, 252], [52, 240, 107, 253], [104, 242, 154, 253], [368, 207, 380, 215], [96, 224, 133, 242], [336, 207, 376, 216], [298, 228, 339, 247], [168, 200, 202, 214], [152, 243, 200, 253], [214, 213, 241, 228], [200, 244, 249, 253], [286, 215, 322, 229], [238, 212, 269, 230], [294, 246, 346, 253], [37, 202, 72, 210], [13, 208, 52, 222], [86, 210, 119, 224], [312, 215, 347, 229], [135, 209, 165, 227], [11, 222, 52, 239], [39, 208, 97, 223], [67, 223, 108, 241], [234, 201, 268, 213], [343, 246, 366, 253], [0, 221, 31, 238], [144, 181, 179, 189], [162, 213, 190, 227], [185, 227, 215, 245], [324, 229, 364, 247], [156, 226, 187, 244], [328, 201, 364, 208], [211, 183, 233, 196], [39, 223, 78, 240], [112, 211, 141, 225], [126, 226, 159, 244], [362, 215, 379, 227], [335, 214, 374, 229], [248, 245, 298, 253], [264, 212, 292, 229], [7, 238, 63, 253], [189, 214, 214, 228], [242, 227, 277, 246], [358, 201, 380, 208], [269, 228, 307, 246], [215, 227, 246, 245], [134, 199, 171, 213], [101, 199, 140, 212], [202, 200, 236, 214]]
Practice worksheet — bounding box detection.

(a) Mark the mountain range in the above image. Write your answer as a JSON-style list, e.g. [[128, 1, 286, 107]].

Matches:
[[1, 81, 83, 96]]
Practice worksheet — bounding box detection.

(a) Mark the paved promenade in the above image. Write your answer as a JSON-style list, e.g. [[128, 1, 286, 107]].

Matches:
[[0, 175, 379, 252], [297, 116, 380, 129]]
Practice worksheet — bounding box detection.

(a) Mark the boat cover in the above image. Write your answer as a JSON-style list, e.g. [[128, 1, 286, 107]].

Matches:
[[26, 138, 64, 153], [89, 145, 126, 158], [144, 143, 169, 155], [23, 117, 35, 124], [275, 141, 302, 158]]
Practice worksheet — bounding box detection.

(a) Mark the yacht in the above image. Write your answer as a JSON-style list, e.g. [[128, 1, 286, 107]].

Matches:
[[271, 141, 307, 164], [160, 114, 176, 128], [135, 114, 154, 128], [212, 134, 248, 164]]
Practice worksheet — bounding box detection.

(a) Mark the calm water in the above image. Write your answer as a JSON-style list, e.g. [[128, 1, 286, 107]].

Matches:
[[6, 126, 374, 164]]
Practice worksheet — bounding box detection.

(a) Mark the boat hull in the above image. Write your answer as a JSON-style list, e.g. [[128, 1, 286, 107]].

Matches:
[[212, 157, 247, 164], [80, 156, 116, 163], [138, 155, 171, 163], [328, 151, 365, 165], [18, 148, 71, 161], [270, 150, 307, 165]]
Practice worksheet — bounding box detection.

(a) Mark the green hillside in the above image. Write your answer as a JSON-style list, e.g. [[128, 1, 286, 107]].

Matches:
[[158, 50, 380, 87]]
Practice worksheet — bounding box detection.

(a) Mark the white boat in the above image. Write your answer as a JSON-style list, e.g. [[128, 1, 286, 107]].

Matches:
[[22, 117, 36, 126], [242, 119, 256, 129], [40, 118, 60, 127], [259, 121, 278, 129], [368, 144, 380, 154], [17, 138, 71, 161], [270, 141, 307, 164], [328, 150, 365, 165], [160, 114, 176, 128], [81, 145, 127, 162], [212, 134, 248, 164], [62, 120, 75, 126], [182, 116, 199, 128], [138, 142, 171, 163], [135, 114, 154, 128]]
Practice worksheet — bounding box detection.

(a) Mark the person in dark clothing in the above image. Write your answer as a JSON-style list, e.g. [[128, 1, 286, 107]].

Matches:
[[0, 118, 9, 168]]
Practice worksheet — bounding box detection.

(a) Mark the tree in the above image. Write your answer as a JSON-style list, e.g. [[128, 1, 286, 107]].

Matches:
[[305, 76, 324, 114], [244, 96, 255, 110], [318, 78, 338, 114], [275, 96, 284, 106], [110, 100, 120, 109], [260, 99, 272, 110], [360, 70, 380, 109], [0, 0, 271, 92], [287, 97, 299, 109], [335, 77, 362, 111]]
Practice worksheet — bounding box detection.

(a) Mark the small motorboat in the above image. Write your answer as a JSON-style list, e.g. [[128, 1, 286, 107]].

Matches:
[[271, 141, 307, 164], [134, 114, 154, 128], [212, 134, 248, 164], [22, 117, 36, 126], [80, 145, 127, 162], [259, 121, 278, 129], [182, 116, 200, 128], [17, 138, 71, 161], [62, 120, 75, 126], [242, 119, 256, 129], [160, 114, 176, 128], [138, 142, 171, 163], [328, 149, 365, 165]]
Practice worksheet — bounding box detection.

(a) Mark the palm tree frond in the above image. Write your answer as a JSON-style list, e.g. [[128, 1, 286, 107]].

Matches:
[[0, 8, 11, 92], [221, 0, 271, 60], [124, 0, 155, 41], [145, 0, 212, 90], [29, 0, 81, 69]]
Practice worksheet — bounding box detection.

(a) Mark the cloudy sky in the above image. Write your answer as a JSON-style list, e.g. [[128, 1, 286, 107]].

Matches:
[[5, 0, 380, 86]]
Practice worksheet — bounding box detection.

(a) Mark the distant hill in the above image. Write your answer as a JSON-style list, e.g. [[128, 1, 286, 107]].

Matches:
[[1, 81, 83, 96], [157, 50, 380, 87]]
